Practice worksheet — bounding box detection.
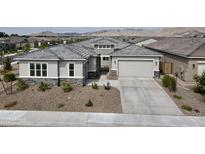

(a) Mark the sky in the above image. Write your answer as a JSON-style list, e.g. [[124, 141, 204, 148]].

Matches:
[[0, 27, 160, 35]]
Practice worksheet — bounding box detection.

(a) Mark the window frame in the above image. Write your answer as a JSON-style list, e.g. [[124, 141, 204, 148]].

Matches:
[[30, 63, 35, 77], [68, 63, 75, 77], [103, 57, 109, 61], [29, 63, 48, 77]]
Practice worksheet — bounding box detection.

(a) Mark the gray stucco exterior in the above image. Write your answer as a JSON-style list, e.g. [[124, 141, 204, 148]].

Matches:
[[19, 60, 86, 85]]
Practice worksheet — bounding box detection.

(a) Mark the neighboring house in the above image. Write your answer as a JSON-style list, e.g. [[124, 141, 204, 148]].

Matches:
[[0, 37, 23, 49], [146, 38, 205, 81], [0, 41, 5, 51], [15, 37, 162, 86]]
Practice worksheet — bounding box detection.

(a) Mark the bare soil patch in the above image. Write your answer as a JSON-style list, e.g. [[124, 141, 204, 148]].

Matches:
[[156, 79, 205, 116], [0, 84, 122, 113]]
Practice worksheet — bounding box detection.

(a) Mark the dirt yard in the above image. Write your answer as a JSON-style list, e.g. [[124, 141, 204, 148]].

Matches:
[[156, 79, 205, 116], [0, 84, 122, 113]]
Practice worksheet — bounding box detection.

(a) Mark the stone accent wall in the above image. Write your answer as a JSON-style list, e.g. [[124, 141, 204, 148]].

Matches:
[[22, 78, 59, 86], [154, 71, 160, 78], [22, 78, 85, 86], [60, 78, 85, 86]]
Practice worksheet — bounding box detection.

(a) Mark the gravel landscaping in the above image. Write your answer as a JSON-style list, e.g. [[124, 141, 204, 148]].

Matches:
[[0, 84, 122, 113], [156, 79, 205, 116]]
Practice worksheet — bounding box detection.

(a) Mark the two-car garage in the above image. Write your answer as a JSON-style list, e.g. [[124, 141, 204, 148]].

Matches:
[[118, 60, 154, 77], [110, 44, 162, 78]]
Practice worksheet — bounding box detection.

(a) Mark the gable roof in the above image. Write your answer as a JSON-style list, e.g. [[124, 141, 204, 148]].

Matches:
[[15, 44, 91, 61], [111, 44, 162, 57], [146, 37, 205, 58]]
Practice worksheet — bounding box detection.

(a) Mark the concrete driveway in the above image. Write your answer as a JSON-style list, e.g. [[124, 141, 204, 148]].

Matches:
[[87, 75, 183, 116], [119, 77, 183, 115]]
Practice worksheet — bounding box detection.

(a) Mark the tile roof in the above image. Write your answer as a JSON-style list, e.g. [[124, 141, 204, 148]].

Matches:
[[15, 44, 90, 60], [191, 43, 205, 57], [146, 37, 205, 58], [15, 37, 162, 61], [111, 44, 162, 56]]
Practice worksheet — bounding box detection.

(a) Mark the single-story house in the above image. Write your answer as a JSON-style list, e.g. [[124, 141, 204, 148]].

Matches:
[[15, 37, 162, 86], [145, 38, 205, 81]]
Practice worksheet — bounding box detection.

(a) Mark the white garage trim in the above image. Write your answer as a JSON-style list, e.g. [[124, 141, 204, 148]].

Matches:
[[117, 59, 154, 77]]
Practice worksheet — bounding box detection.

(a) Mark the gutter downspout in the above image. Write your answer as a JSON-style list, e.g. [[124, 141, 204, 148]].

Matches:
[[57, 60, 60, 86]]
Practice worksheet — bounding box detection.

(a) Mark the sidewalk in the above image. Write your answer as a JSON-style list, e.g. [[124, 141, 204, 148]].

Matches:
[[0, 110, 205, 126]]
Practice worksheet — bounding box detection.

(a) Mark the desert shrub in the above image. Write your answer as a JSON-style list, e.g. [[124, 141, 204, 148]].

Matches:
[[168, 77, 176, 92], [193, 72, 205, 94], [85, 99, 93, 107], [173, 94, 182, 99], [38, 82, 50, 91], [3, 73, 16, 82], [62, 82, 73, 92], [58, 103, 65, 108], [181, 105, 192, 111], [162, 75, 177, 92], [4, 101, 17, 108], [92, 82, 98, 89], [16, 79, 28, 91], [104, 82, 111, 90], [162, 75, 170, 87]]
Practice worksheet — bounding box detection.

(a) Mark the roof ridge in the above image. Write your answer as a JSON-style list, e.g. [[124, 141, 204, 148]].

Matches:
[[81, 45, 98, 55], [48, 47, 61, 59], [189, 42, 205, 57], [110, 44, 132, 55], [66, 45, 86, 59]]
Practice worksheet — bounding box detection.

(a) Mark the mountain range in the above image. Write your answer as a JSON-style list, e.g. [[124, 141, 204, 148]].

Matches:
[[30, 27, 205, 37]]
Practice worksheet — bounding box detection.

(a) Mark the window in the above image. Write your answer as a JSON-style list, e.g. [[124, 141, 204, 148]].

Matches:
[[94, 44, 98, 48], [42, 64, 47, 76], [36, 63, 41, 76], [29, 63, 47, 77], [103, 57, 109, 61], [69, 63, 74, 77], [30, 63, 35, 76], [95, 44, 114, 49]]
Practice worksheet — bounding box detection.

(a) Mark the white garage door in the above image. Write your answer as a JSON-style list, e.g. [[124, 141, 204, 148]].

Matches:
[[198, 63, 205, 75], [118, 60, 153, 77]]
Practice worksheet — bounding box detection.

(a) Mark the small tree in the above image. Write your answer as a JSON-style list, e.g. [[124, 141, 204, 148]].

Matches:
[[3, 73, 16, 94], [0, 78, 8, 95], [3, 57, 12, 71]]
